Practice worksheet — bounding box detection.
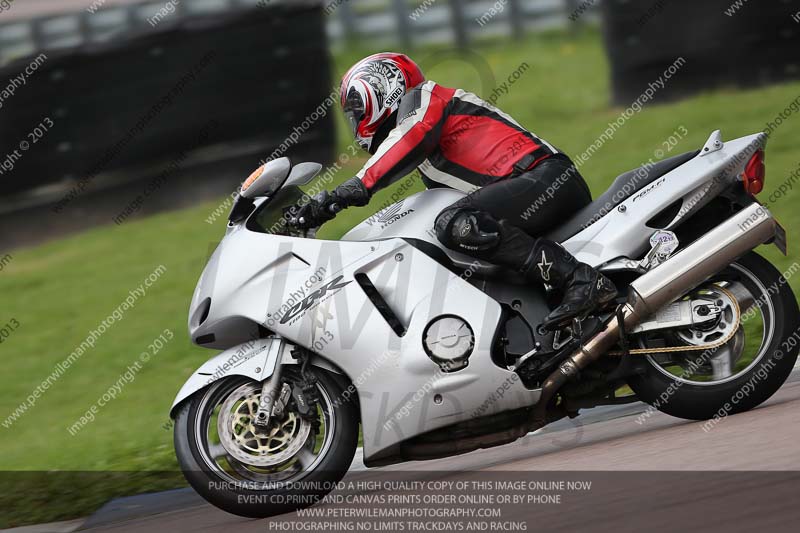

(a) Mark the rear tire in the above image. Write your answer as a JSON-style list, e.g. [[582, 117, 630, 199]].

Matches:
[[628, 252, 799, 420]]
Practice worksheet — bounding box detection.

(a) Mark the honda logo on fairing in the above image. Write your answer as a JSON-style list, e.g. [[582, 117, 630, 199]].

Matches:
[[379, 209, 414, 229], [280, 275, 352, 324], [366, 201, 415, 229]]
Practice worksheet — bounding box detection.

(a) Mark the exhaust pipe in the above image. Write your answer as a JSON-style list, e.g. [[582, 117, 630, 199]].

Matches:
[[530, 203, 779, 428]]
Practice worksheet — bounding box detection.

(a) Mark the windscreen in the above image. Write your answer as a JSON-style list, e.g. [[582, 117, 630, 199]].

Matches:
[[246, 184, 306, 235]]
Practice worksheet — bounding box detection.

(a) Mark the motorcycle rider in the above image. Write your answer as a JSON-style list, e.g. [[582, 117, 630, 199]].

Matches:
[[293, 53, 616, 329]]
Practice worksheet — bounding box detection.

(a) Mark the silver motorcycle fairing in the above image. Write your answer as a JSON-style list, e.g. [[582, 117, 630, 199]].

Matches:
[[342, 188, 511, 275], [182, 222, 540, 460], [343, 188, 462, 247], [188, 221, 376, 350], [561, 132, 766, 264]]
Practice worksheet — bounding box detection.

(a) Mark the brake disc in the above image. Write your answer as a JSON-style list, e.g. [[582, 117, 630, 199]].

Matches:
[[217, 382, 311, 467]]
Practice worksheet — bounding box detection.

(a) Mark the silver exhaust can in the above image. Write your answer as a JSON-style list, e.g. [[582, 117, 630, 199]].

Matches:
[[629, 202, 779, 314]]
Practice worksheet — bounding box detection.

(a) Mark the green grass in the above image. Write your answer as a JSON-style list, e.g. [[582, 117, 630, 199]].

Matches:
[[2, 28, 800, 526]]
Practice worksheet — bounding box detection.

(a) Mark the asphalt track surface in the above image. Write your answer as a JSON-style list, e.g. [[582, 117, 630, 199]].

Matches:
[[70, 369, 800, 533]]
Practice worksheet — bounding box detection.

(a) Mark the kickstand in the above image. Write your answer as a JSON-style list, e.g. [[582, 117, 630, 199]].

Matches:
[[605, 305, 634, 383]]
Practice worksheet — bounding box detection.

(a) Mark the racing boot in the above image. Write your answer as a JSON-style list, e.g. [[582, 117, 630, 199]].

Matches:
[[521, 239, 617, 330]]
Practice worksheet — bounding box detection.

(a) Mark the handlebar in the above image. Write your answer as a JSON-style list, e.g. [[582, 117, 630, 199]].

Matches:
[[287, 202, 342, 229]]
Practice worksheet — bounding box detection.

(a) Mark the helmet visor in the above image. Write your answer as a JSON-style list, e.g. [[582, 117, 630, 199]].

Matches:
[[342, 89, 365, 138]]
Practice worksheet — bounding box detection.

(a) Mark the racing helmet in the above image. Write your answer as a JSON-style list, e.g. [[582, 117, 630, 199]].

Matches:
[[340, 52, 425, 152]]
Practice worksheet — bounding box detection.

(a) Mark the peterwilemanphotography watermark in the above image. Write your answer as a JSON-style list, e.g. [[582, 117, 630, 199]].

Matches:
[[67, 329, 174, 436], [1, 265, 167, 429]]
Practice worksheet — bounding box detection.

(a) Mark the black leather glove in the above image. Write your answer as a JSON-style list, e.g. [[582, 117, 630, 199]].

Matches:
[[292, 190, 339, 229], [333, 177, 370, 207], [291, 178, 370, 229]]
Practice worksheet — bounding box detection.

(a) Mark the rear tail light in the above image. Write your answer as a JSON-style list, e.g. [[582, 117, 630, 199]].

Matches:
[[743, 149, 765, 194]]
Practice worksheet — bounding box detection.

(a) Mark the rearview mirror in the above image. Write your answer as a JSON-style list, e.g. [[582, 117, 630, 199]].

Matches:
[[240, 157, 291, 199], [286, 162, 323, 187]]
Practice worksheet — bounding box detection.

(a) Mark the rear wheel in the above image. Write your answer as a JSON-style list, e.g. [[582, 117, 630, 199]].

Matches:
[[628, 252, 799, 420], [174, 367, 358, 517]]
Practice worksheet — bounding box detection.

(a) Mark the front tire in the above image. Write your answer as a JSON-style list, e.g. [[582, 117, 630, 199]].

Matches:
[[174, 367, 358, 518], [628, 252, 799, 420]]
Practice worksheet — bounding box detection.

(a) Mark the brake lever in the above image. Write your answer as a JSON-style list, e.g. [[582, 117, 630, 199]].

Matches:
[[284, 201, 337, 238]]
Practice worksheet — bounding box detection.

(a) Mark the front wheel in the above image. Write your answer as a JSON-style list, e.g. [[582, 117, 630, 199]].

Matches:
[[628, 252, 799, 421], [173, 366, 358, 517]]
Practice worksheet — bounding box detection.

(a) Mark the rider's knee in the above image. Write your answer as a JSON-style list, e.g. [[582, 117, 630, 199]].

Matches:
[[434, 208, 501, 257], [434, 208, 457, 245]]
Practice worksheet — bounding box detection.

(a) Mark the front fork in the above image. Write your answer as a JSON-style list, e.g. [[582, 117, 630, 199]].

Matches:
[[254, 362, 284, 427], [253, 347, 320, 426]]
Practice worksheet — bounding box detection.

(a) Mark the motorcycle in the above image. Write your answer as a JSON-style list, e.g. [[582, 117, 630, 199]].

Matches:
[[171, 130, 798, 517]]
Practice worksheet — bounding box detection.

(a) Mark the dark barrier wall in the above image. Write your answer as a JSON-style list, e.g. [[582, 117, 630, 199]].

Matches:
[[0, 2, 333, 199], [602, 0, 800, 105]]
